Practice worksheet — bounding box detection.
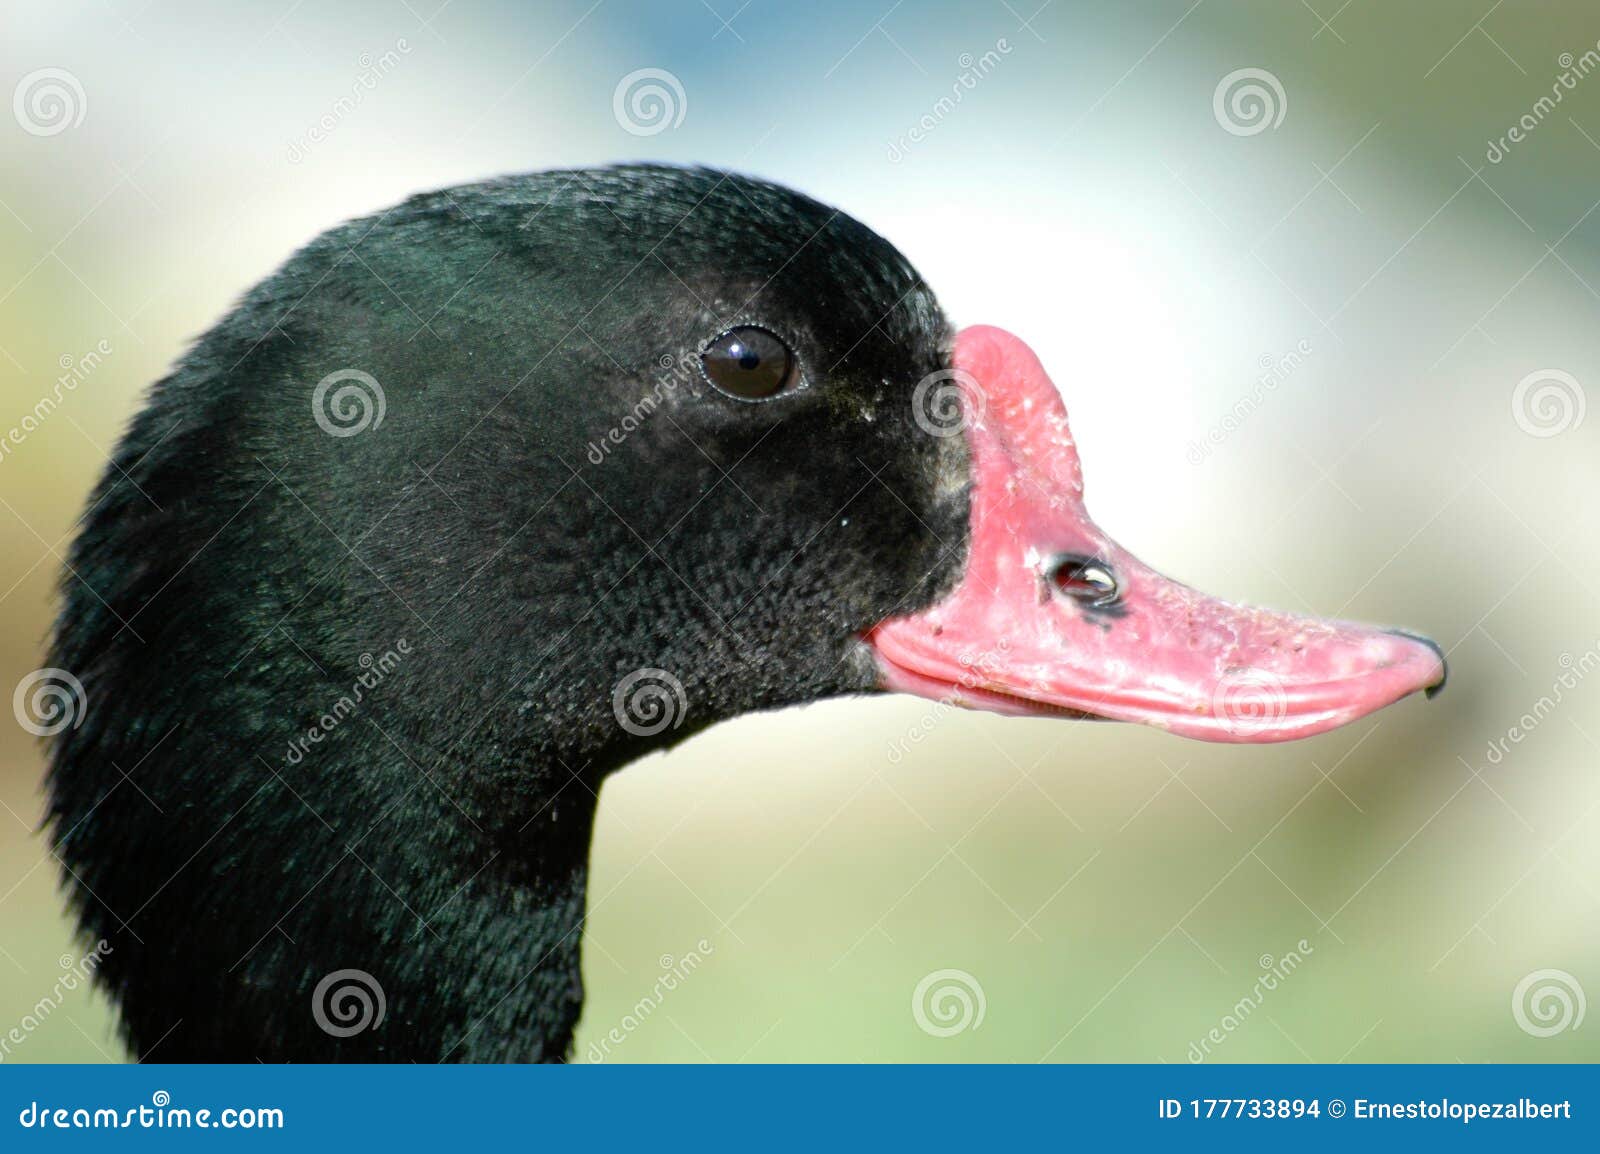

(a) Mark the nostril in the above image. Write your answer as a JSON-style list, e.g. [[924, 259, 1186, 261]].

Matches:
[[1385, 628, 1449, 699], [1044, 553, 1121, 610]]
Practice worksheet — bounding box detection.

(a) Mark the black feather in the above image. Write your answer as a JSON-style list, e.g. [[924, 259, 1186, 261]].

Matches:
[[46, 165, 969, 1061]]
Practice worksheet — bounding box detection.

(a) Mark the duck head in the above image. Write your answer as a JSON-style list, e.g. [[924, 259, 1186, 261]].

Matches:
[[45, 165, 1443, 1063]]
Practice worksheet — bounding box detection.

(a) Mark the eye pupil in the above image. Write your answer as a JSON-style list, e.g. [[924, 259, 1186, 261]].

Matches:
[[701, 326, 797, 400]]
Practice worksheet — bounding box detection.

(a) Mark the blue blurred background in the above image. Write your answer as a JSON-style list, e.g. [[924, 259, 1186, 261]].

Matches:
[[2, 0, 1598, 1061]]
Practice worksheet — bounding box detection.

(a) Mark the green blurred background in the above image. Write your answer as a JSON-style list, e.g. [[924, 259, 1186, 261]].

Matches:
[[2, 0, 1598, 1062]]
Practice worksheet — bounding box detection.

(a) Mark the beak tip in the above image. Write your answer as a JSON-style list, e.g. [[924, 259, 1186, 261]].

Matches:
[[1386, 628, 1448, 700]]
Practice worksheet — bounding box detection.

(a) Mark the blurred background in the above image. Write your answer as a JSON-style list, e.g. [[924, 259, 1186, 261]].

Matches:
[[2, 0, 1598, 1062]]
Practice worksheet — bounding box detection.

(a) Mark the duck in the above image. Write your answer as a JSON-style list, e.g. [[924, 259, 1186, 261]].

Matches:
[[43, 165, 1446, 1062]]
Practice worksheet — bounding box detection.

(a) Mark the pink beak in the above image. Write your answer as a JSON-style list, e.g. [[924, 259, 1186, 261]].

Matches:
[[867, 325, 1446, 743]]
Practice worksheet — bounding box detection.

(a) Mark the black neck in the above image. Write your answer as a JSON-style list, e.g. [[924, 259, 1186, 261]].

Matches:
[[61, 697, 609, 1062], [272, 748, 605, 1063]]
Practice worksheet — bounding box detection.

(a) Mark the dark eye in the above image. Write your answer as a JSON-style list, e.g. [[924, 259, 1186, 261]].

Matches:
[[700, 326, 798, 400]]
